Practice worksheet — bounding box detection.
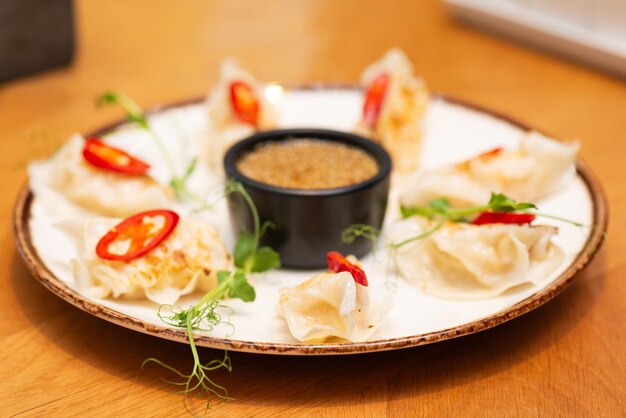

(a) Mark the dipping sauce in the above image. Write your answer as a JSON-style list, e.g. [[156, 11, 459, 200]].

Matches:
[[236, 139, 379, 189]]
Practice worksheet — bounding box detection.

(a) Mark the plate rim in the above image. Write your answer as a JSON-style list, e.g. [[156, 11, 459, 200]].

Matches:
[[12, 85, 609, 355]]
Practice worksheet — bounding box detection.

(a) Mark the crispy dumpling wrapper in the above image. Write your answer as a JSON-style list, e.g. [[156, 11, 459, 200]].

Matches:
[[58, 216, 230, 305], [466, 132, 580, 202], [204, 59, 277, 168], [399, 166, 492, 209], [355, 48, 430, 173], [28, 134, 173, 218], [400, 131, 579, 208], [279, 271, 389, 343], [392, 218, 564, 299]]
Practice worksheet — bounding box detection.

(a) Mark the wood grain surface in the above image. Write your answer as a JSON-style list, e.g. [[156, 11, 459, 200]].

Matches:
[[1, 1, 624, 416]]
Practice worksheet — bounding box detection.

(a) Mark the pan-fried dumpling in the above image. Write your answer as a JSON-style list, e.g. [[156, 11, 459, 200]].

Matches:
[[205, 59, 277, 168], [399, 167, 492, 209], [59, 216, 230, 305], [355, 48, 430, 173], [392, 218, 563, 299], [279, 271, 386, 343], [467, 132, 579, 202], [28, 135, 173, 217], [400, 131, 579, 207]]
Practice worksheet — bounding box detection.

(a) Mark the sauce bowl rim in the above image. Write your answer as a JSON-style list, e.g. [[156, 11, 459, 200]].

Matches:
[[223, 128, 392, 197]]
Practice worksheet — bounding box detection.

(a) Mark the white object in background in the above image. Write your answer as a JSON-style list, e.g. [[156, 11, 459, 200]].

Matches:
[[522, 0, 589, 27], [596, 0, 626, 39], [445, 0, 626, 78]]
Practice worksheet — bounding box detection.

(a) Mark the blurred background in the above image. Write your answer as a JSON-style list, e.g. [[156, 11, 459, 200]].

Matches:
[[0, 0, 626, 183], [1, 0, 624, 190], [3, 0, 626, 82], [448, 0, 626, 78]]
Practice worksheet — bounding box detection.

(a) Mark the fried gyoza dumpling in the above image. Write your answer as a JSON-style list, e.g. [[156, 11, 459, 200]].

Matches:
[[279, 271, 387, 343], [204, 59, 277, 168], [392, 218, 563, 299], [400, 131, 579, 208], [59, 215, 230, 305], [355, 48, 430, 173], [29, 135, 173, 217]]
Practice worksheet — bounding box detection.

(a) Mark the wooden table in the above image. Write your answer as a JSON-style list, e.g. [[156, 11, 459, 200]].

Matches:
[[1, 1, 624, 416]]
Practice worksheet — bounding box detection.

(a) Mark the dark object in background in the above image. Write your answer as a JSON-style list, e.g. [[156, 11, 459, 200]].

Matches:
[[0, 0, 74, 83], [225, 129, 392, 269]]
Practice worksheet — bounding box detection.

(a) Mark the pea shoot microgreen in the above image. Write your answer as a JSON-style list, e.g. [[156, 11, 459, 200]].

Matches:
[[97, 91, 202, 202], [343, 192, 584, 253], [342, 221, 443, 251], [142, 180, 280, 415], [401, 192, 584, 227], [340, 224, 381, 248]]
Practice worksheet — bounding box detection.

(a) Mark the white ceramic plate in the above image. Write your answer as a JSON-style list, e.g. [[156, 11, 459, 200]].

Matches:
[[13, 85, 607, 355]]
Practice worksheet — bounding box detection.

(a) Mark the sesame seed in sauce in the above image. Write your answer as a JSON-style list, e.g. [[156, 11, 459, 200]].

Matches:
[[236, 139, 379, 189]]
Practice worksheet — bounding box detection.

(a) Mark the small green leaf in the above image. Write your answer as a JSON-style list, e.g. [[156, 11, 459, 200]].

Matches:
[[514, 202, 537, 210], [233, 230, 255, 269], [400, 205, 436, 219], [489, 193, 516, 212], [227, 271, 256, 302], [97, 90, 148, 129], [488, 192, 537, 212], [97, 91, 119, 106], [488, 192, 511, 207], [216, 270, 231, 286], [251, 246, 281, 272], [428, 198, 450, 212], [127, 112, 148, 128], [171, 309, 191, 327]]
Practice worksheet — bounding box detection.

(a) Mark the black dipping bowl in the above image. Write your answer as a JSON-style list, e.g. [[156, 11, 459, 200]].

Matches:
[[224, 128, 392, 269]]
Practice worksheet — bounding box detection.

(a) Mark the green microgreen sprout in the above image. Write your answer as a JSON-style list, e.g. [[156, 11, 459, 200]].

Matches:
[[142, 180, 280, 415], [341, 221, 442, 251], [343, 192, 584, 254], [97, 91, 204, 203], [400, 192, 584, 228], [157, 299, 234, 334], [343, 193, 585, 282], [341, 224, 380, 249]]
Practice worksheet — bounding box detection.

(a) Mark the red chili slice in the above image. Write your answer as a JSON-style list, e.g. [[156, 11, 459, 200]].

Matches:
[[230, 81, 259, 126], [83, 138, 150, 175], [95, 209, 180, 261], [362, 72, 389, 128], [475, 147, 503, 160], [326, 251, 368, 287], [472, 212, 536, 225]]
